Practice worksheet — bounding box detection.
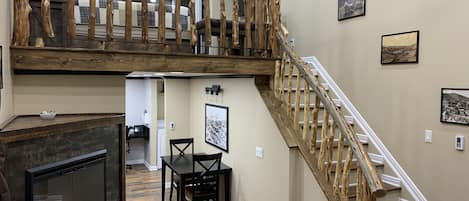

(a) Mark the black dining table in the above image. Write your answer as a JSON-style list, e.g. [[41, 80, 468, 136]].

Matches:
[[161, 154, 232, 201]]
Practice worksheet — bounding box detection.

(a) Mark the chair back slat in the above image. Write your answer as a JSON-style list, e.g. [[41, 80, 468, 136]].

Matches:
[[169, 138, 194, 157], [191, 153, 222, 200]]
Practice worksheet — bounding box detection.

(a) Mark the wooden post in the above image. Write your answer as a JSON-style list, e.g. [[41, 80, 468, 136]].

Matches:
[[175, 0, 182, 45], [124, 0, 132, 41], [309, 94, 320, 153], [286, 63, 294, 117], [141, 0, 149, 43], [13, 0, 32, 46], [256, 0, 265, 52], [279, 52, 286, 97], [293, 74, 301, 130], [41, 0, 55, 38], [232, 0, 239, 49], [245, 0, 253, 53], [158, 0, 166, 43], [274, 61, 280, 98], [219, 0, 227, 55], [88, 0, 96, 40], [333, 132, 345, 195], [203, 0, 211, 50], [106, 0, 114, 41], [341, 148, 353, 201], [189, 0, 197, 46], [357, 168, 363, 201], [326, 121, 335, 181], [67, 0, 76, 40], [318, 110, 329, 170], [302, 80, 311, 140]]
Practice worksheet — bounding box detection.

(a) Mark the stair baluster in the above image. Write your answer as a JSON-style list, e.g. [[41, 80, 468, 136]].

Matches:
[[273, 60, 281, 99], [341, 148, 353, 201], [286, 62, 294, 117], [318, 100, 330, 170], [302, 80, 311, 140], [106, 0, 113, 41], [333, 132, 344, 196], [293, 73, 302, 130], [326, 120, 335, 181], [357, 167, 363, 201]]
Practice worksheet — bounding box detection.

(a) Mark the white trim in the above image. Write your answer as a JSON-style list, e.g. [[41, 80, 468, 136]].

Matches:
[[303, 56, 427, 201], [144, 160, 158, 171], [368, 153, 384, 164], [399, 198, 409, 201], [126, 159, 145, 165], [382, 174, 401, 188], [356, 134, 369, 143]]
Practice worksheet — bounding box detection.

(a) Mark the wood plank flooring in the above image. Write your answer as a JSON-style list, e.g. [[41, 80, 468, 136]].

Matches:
[[126, 164, 172, 201]]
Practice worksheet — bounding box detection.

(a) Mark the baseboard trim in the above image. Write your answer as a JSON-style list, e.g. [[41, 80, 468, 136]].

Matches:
[[126, 159, 144, 165], [144, 160, 158, 171]]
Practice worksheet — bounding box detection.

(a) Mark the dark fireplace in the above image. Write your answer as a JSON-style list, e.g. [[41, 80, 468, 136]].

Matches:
[[25, 150, 107, 201]]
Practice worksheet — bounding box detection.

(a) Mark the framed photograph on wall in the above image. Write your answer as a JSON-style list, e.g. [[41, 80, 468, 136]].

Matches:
[[338, 0, 366, 21], [205, 104, 229, 152], [381, 31, 420, 65], [0, 45, 2, 89], [441, 88, 469, 125]]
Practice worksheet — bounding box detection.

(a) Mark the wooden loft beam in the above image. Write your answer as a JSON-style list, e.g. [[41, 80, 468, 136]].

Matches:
[[11, 47, 276, 75]]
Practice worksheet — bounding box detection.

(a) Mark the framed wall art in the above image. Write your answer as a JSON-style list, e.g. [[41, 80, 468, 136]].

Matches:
[[205, 104, 229, 152], [381, 31, 420, 65], [338, 0, 366, 21], [441, 88, 469, 125]]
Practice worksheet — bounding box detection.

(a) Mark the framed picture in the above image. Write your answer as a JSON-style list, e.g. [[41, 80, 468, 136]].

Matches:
[[205, 104, 229, 152], [338, 0, 366, 21], [441, 88, 469, 125], [0, 45, 2, 89], [381, 31, 420, 65]]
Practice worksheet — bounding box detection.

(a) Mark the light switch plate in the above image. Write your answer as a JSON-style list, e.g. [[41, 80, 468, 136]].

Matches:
[[456, 135, 465, 151], [255, 147, 264, 158], [425, 130, 432, 143]]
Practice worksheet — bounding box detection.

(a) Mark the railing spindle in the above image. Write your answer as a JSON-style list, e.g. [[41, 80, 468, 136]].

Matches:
[[67, 0, 76, 41], [219, 0, 227, 55], [286, 62, 294, 117], [318, 110, 330, 170], [88, 0, 96, 40], [302, 80, 311, 140], [125, 0, 132, 41], [333, 132, 345, 195], [232, 0, 239, 49], [274, 60, 281, 99], [279, 53, 287, 97], [41, 0, 55, 38], [175, 0, 182, 45], [357, 167, 363, 201], [142, 0, 149, 43], [293, 73, 301, 129], [245, 0, 253, 54], [158, 0, 166, 43], [326, 120, 335, 181], [189, 0, 197, 46], [106, 0, 114, 41], [309, 75, 321, 153], [256, 0, 265, 53], [203, 0, 211, 52], [341, 148, 353, 201]]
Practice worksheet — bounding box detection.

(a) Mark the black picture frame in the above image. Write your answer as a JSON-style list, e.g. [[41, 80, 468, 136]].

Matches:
[[205, 104, 229, 152], [381, 30, 420, 65], [0, 45, 3, 89], [440, 88, 469, 125], [338, 0, 366, 21]]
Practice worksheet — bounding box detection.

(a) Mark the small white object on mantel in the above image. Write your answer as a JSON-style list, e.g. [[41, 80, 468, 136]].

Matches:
[[39, 111, 56, 120]]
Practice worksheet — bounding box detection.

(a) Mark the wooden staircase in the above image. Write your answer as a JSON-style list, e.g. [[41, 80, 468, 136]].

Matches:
[[255, 28, 409, 201]]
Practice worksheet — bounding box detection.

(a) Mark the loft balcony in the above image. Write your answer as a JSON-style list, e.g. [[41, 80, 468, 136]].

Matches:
[[11, 0, 280, 75]]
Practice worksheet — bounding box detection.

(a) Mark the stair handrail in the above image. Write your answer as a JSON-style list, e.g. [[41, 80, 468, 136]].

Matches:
[[276, 31, 387, 197]]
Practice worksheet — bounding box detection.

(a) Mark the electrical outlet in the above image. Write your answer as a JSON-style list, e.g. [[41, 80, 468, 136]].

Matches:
[[169, 122, 175, 130], [425, 130, 432, 143], [289, 38, 295, 47], [255, 147, 264, 158]]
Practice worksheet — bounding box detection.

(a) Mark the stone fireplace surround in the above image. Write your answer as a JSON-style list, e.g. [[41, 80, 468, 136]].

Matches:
[[0, 114, 125, 201]]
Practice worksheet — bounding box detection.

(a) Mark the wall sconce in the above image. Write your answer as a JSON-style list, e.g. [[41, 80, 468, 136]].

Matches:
[[205, 85, 223, 95]]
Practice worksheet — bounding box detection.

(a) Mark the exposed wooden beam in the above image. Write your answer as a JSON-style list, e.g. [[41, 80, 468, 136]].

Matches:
[[11, 47, 276, 75]]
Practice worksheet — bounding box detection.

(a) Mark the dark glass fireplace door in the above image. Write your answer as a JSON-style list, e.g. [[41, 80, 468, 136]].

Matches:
[[26, 150, 107, 201]]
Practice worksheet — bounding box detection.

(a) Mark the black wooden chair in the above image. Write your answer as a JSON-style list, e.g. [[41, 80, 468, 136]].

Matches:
[[184, 153, 222, 201], [169, 138, 194, 201]]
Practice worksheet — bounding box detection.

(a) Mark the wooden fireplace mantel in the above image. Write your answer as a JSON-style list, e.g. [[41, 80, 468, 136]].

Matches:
[[0, 113, 125, 143]]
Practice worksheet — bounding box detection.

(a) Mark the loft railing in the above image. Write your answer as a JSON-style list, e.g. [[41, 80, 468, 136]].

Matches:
[[12, 0, 281, 58], [274, 28, 387, 200]]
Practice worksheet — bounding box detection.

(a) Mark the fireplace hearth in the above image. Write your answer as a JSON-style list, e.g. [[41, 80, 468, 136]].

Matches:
[[25, 150, 107, 201]]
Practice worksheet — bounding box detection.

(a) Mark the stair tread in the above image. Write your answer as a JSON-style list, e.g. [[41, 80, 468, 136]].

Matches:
[[345, 182, 401, 199]]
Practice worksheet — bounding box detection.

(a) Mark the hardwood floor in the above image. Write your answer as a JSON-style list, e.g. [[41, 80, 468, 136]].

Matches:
[[126, 164, 171, 201]]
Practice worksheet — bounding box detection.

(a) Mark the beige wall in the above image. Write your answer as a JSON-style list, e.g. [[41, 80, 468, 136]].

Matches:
[[0, 0, 15, 123], [164, 78, 191, 155], [14, 75, 125, 115], [289, 150, 328, 201], [189, 78, 320, 201], [283, 1, 469, 200]]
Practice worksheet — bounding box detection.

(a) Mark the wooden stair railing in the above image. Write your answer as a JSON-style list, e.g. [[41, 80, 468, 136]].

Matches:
[[273, 30, 387, 200]]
